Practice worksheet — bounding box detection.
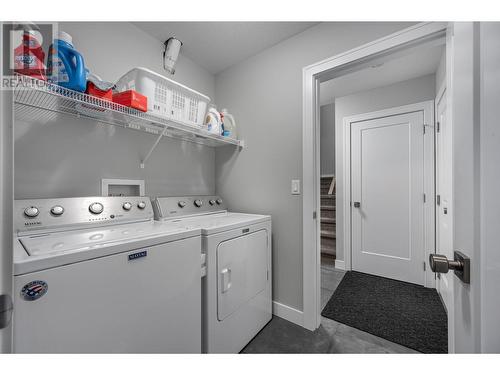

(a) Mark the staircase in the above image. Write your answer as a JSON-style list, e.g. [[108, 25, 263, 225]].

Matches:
[[320, 176, 336, 259]]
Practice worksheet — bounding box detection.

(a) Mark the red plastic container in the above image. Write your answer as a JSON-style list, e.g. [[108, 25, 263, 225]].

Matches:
[[14, 31, 46, 80], [112, 90, 148, 112], [86, 82, 113, 101]]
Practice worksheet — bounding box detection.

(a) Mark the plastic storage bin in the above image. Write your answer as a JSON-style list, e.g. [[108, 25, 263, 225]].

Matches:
[[113, 90, 148, 112], [115, 67, 210, 126]]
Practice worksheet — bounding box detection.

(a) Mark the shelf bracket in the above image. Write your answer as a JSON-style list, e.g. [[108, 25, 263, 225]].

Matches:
[[140, 126, 169, 168]]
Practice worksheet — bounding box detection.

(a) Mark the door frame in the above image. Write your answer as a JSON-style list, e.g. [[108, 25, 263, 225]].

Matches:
[[434, 80, 455, 353], [342, 101, 435, 288], [0, 22, 14, 353], [302, 22, 449, 331]]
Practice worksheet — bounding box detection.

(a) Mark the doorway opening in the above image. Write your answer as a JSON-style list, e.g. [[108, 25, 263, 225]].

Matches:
[[318, 111, 336, 270], [310, 23, 451, 353]]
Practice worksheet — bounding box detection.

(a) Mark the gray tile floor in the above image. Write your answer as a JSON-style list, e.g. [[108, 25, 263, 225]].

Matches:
[[242, 262, 418, 354]]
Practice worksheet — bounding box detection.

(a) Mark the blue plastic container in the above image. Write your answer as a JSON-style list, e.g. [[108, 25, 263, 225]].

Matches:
[[47, 31, 86, 92]]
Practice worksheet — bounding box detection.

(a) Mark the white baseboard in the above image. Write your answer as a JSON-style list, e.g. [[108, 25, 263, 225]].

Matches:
[[272, 301, 304, 327], [334, 260, 346, 270]]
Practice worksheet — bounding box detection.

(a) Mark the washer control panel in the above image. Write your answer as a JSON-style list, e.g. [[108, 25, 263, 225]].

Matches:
[[153, 196, 227, 220], [15, 197, 153, 233]]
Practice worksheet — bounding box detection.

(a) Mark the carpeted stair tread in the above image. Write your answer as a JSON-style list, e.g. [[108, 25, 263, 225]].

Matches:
[[320, 205, 336, 211], [320, 217, 336, 223], [320, 230, 336, 239]]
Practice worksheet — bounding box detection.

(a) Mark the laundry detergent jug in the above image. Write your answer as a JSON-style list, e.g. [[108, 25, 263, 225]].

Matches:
[[47, 31, 86, 92], [204, 106, 221, 135], [220, 109, 237, 139], [14, 29, 46, 80]]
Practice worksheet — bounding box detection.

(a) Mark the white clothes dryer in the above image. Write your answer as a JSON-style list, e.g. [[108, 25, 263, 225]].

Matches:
[[153, 196, 272, 353]]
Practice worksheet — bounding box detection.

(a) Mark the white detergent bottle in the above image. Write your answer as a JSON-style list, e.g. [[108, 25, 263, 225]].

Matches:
[[205, 105, 221, 135], [220, 109, 237, 139]]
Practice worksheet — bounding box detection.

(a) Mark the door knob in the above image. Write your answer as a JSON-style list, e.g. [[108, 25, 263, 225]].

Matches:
[[353, 201, 361, 208], [429, 251, 470, 284]]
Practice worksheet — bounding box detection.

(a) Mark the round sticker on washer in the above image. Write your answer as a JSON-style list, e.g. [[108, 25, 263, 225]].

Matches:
[[20, 280, 48, 301]]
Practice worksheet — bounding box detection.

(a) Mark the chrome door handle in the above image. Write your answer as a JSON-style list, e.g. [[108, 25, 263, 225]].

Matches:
[[429, 251, 470, 284], [220, 268, 232, 293], [353, 202, 361, 208]]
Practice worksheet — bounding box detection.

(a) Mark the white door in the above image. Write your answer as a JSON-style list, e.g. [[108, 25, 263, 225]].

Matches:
[[351, 111, 426, 285], [449, 22, 480, 353], [435, 87, 454, 348], [478, 22, 500, 353], [447, 21, 500, 354], [0, 22, 14, 354]]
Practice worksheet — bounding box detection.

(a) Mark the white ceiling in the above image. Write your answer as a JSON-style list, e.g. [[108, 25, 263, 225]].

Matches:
[[133, 22, 318, 75], [320, 44, 445, 106]]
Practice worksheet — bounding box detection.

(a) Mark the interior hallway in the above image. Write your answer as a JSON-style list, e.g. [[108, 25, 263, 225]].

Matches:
[[242, 262, 418, 353]]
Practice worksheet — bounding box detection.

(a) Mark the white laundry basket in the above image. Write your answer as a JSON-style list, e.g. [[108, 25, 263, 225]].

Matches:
[[115, 67, 210, 126]]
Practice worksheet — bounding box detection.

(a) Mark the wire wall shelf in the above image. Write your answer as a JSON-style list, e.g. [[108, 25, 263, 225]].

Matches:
[[13, 75, 243, 167]]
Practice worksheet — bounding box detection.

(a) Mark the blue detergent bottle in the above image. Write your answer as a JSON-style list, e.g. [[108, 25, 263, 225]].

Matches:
[[47, 31, 86, 92]]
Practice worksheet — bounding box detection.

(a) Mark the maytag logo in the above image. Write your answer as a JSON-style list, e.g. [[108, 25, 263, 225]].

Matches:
[[24, 221, 42, 226], [128, 250, 147, 261]]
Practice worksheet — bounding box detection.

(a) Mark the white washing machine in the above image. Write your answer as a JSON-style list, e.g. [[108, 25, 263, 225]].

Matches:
[[13, 196, 202, 353], [152, 196, 272, 353]]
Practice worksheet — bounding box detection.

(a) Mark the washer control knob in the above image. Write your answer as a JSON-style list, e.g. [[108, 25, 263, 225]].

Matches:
[[216, 198, 223, 205], [50, 205, 64, 216], [178, 201, 187, 208], [137, 201, 147, 210], [89, 202, 104, 215], [24, 206, 39, 218], [194, 199, 203, 208], [122, 202, 132, 211], [209, 199, 216, 206]]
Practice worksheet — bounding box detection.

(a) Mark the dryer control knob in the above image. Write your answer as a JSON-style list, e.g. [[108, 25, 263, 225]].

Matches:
[[194, 199, 203, 208], [137, 201, 147, 210], [50, 205, 64, 216], [178, 201, 187, 208], [216, 198, 223, 205], [24, 206, 39, 218], [122, 202, 132, 211], [209, 199, 216, 205], [89, 202, 104, 215]]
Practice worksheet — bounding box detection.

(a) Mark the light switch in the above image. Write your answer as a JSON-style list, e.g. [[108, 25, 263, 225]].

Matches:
[[291, 179, 301, 195]]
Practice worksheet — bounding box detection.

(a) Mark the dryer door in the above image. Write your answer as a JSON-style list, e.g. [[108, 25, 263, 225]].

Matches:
[[217, 229, 268, 321]]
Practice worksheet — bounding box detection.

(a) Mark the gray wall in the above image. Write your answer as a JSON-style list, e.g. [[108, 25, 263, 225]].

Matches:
[[334, 73, 436, 262], [214, 22, 416, 310], [15, 22, 216, 199], [61, 22, 215, 97], [320, 103, 335, 176]]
